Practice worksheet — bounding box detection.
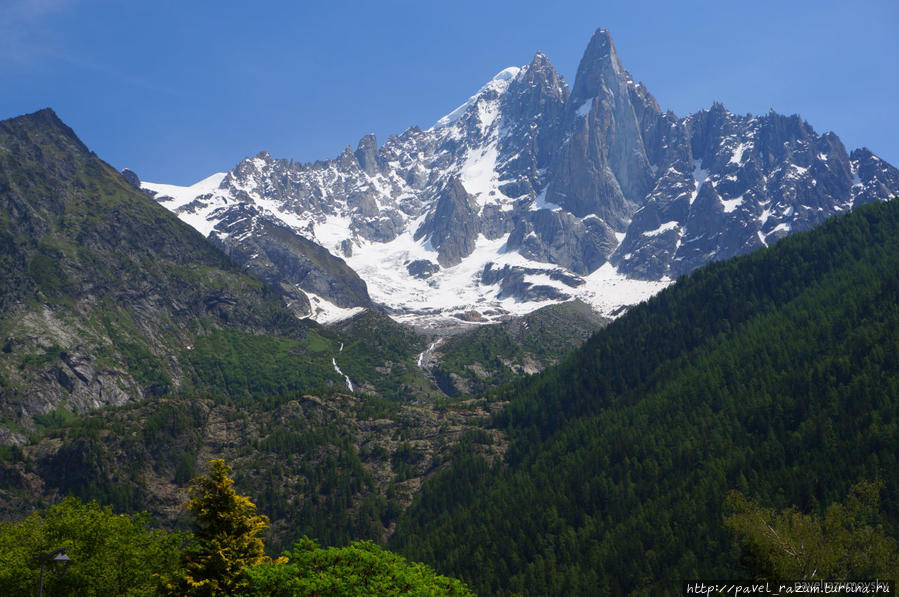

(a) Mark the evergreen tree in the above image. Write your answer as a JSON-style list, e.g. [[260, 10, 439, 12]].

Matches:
[[172, 459, 271, 596]]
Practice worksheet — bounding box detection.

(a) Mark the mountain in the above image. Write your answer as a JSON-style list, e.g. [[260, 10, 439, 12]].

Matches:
[[0, 109, 441, 439], [141, 28, 899, 328], [0, 109, 292, 429], [0, 108, 515, 546], [0, 105, 614, 429], [389, 197, 899, 595], [133, 172, 373, 322]]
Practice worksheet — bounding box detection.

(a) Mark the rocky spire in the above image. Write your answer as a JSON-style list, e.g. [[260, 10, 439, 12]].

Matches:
[[414, 177, 480, 267], [354, 133, 378, 176], [570, 28, 628, 105], [545, 28, 656, 229]]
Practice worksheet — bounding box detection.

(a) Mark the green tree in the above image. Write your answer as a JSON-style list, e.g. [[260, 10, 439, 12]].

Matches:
[[173, 459, 271, 596], [0, 497, 184, 596], [243, 536, 473, 596], [725, 481, 899, 579]]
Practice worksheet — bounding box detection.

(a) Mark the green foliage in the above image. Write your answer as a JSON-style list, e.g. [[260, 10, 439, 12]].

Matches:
[[141, 400, 206, 482], [173, 459, 270, 596], [39, 422, 144, 512], [0, 497, 185, 596], [725, 481, 899, 580], [391, 200, 899, 595], [244, 537, 474, 596], [27, 248, 71, 298], [0, 109, 337, 424], [17, 344, 65, 371], [269, 433, 386, 548], [332, 310, 437, 401], [354, 394, 401, 419], [184, 330, 338, 405], [32, 405, 78, 429], [433, 326, 524, 395]]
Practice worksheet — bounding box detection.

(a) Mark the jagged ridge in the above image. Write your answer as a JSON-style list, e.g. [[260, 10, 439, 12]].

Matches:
[[141, 28, 899, 327]]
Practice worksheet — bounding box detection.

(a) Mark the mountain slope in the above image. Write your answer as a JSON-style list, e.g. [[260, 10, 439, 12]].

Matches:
[[0, 109, 308, 428], [389, 198, 899, 594], [425, 300, 608, 396], [0, 110, 427, 440], [0, 390, 507, 551], [142, 29, 899, 328], [0, 109, 515, 547]]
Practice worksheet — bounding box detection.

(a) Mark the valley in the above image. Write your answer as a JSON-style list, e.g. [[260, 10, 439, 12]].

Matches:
[[1, 23, 898, 597]]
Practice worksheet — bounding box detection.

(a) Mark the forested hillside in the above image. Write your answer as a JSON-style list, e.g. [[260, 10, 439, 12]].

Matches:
[[390, 198, 899, 595]]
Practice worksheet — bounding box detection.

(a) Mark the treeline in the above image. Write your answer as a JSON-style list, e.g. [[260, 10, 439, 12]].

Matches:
[[390, 199, 899, 594], [0, 460, 472, 596]]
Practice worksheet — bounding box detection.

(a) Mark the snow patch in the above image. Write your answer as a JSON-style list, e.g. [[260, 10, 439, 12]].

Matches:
[[460, 143, 500, 204], [432, 67, 521, 129], [142, 172, 226, 207], [576, 99, 592, 118], [531, 186, 562, 211], [729, 142, 748, 164], [691, 161, 709, 205], [304, 291, 365, 324], [142, 173, 229, 237], [767, 222, 792, 237], [851, 162, 863, 187], [720, 196, 743, 213], [312, 213, 355, 253], [580, 263, 671, 318], [642, 221, 680, 237]]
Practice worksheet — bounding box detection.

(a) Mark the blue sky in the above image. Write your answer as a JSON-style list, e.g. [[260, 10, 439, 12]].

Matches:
[[2, 0, 896, 185]]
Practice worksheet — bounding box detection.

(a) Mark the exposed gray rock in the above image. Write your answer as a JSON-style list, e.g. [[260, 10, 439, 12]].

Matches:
[[480, 263, 574, 302], [355, 133, 379, 176], [407, 260, 440, 279], [120, 168, 141, 188], [546, 29, 656, 229], [209, 204, 371, 311], [507, 209, 617, 275], [414, 177, 480, 267]]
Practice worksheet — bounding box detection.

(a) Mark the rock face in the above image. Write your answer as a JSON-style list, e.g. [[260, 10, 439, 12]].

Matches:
[[120, 168, 141, 188], [548, 30, 658, 227], [143, 28, 899, 325], [208, 203, 371, 316], [414, 178, 480, 267]]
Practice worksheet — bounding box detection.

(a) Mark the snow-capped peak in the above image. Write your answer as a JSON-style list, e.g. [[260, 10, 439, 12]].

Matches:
[[432, 66, 521, 130], [142, 29, 899, 330]]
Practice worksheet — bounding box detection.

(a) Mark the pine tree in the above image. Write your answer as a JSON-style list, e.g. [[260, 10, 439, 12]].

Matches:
[[173, 459, 271, 596]]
